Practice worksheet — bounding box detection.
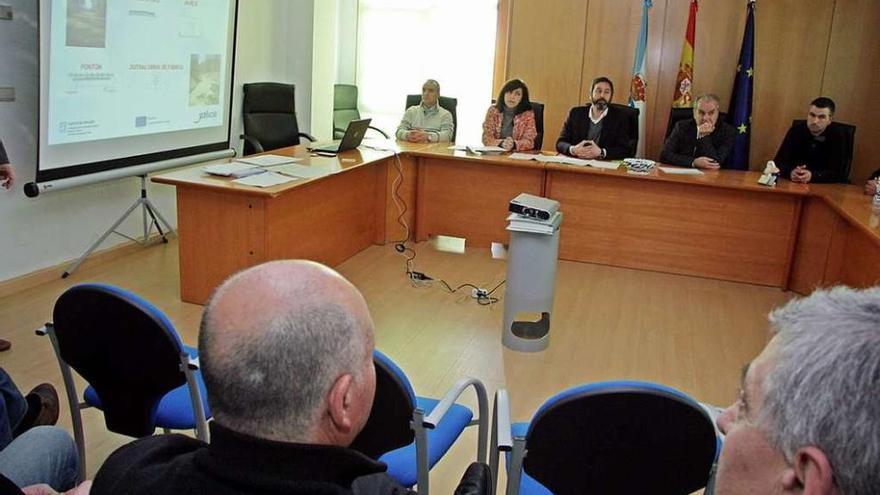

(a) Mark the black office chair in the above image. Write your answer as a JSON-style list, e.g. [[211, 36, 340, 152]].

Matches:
[[489, 100, 545, 150], [610, 103, 640, 157], [333, 84, 389, 139], [791, 119, 856, 183], [350, 350, 487, 494], [405, 94, 458, 141], [241, 82, 316, 156], [492, 380, 720, 494], [665, 107, 727, 139], [37, 284, 211, 482]]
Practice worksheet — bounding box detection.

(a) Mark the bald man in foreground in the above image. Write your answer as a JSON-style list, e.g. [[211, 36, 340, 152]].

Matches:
[[91, 260, 413, 494]]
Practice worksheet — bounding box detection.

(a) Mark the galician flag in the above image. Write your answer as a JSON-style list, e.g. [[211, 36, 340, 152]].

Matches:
[[629, 0, 652, 158], [672, 0, 698, 108], [726, 0, 756, 170]]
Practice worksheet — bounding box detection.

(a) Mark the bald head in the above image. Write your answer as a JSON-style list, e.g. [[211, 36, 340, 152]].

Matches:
[[199, 260, 376, 444]]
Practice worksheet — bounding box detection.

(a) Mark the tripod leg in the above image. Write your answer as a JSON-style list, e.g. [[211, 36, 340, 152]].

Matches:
[[62, 200, 142, 278], [143, 200, 166, 242], [143, 197, 176, 240]]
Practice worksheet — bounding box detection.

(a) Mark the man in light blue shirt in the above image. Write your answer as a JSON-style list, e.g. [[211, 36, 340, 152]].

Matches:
[[396, 79, 454, 143]]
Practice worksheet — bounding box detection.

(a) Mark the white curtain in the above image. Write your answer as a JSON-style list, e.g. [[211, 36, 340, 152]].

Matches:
[[356, 0, 498, 144]]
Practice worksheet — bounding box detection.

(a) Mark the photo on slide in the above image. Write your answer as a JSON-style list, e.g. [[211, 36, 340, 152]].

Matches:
[[66, 0, 107, 48], [189, 54, 221, 106]]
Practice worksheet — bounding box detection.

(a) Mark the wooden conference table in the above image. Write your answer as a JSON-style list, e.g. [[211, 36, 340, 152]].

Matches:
[[153, 142, 880, 304]]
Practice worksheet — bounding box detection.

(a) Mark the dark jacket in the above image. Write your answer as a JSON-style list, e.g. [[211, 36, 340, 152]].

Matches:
[[774, 121, 849, 183], [92, 422, 414, 495], [556, 104, 632, 159], [660, 119, 736, 168], [0, 140, 7, 165]]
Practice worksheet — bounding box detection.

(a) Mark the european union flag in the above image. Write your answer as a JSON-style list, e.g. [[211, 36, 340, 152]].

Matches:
[[727, 0, 755, 170]]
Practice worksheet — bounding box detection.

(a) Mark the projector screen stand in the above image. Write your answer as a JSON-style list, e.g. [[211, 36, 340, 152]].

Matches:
[[62, 175, 175, 279]]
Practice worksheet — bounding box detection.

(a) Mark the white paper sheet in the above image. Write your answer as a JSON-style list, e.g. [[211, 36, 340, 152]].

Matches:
[[658, 166, 705, 175], [587, 160, 621, 170], [272, 163, 335, 179], [234, 154, 301, 166], [232, 171, 297, 188]]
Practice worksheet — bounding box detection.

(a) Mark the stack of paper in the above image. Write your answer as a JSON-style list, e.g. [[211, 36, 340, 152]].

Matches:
[[466, 145, 506, 155], [506, 211, 563, 235], [508, 153, 619, 169], [202, 162, 265, 178]]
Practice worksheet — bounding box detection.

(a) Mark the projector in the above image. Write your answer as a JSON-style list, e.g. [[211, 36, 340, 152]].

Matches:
[[509, 193, 559, 221]]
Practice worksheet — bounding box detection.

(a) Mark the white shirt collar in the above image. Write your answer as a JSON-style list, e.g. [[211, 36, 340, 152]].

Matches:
[[589, 105, 608, 124]]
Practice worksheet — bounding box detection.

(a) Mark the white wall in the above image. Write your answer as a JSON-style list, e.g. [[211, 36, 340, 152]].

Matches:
[[336, 0, 358, 85], [0, 0, 315, 282]]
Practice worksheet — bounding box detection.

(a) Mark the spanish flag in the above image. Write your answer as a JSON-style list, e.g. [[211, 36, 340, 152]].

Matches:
[[672, 0, 698, 108]]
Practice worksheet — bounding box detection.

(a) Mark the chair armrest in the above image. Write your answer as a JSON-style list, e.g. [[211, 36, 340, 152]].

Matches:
[[240, 134, 265, 154], [188, 356, 200, 371], [334, 127, 346, 134], [423, 376, 488, 429], [298, 132, 317, 143], [494, 389, 512, 451], [368, 126, 390, 139]]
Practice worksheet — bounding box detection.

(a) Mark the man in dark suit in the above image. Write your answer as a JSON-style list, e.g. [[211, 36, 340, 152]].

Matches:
[[774, 97, 849, 184], [0, 139, 14, 191], [660, 93, 736, 170], [557, 77, 632, 160]]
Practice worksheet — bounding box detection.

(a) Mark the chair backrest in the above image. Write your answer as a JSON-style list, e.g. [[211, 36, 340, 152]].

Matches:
[[530, 101, 545, 150], [792, 119, 856, 183], [405, 94, 458, 141], [242, 82, 304, 155], [489, 100, 546, 150], [334, 84, 360, 139], [51, 284, 190, 437], [523, 380, 718, 495], [611, 103, 639, 157], [350, 350, 417, 458]]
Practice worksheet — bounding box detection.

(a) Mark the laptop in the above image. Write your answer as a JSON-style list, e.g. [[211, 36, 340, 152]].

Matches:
[[308, 118, 371, 154]]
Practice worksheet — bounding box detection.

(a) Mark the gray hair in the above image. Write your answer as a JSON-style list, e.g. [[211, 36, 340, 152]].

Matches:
[[199, 301, 368, 439], [423, 79, 440, 94], [761, 286, 880, 495], [694, 93, 721, 108]]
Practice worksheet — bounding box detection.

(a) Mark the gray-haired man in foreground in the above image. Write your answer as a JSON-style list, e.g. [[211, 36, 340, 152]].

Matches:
[[713, 286, 879, 495]]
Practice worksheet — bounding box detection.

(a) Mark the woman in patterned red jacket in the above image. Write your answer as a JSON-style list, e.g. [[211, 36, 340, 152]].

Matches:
[[481, 78, 538, 151]]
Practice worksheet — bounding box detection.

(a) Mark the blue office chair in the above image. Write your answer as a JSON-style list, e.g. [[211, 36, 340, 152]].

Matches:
[[37, 283, 211, 482], [350, 350, 488, 494], [491, 380, 720, 495]]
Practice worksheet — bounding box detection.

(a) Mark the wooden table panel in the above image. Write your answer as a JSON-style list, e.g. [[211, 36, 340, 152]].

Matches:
[[176, 188, 266, 303], [547, 170, 801, 286], [789, 197, 845, 294], [265, 165, 379, 266], [414, 157, 545, 246]]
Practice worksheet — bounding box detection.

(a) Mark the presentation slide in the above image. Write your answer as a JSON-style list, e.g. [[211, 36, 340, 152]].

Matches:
[[38, 0, 237, 179]]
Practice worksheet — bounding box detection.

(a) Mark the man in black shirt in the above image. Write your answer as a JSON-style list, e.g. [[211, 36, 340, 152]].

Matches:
[[660, 93, 736, 169], [774, 97, 849, 184], [92, 260, 413, 495], [557, 77, 632, 160]]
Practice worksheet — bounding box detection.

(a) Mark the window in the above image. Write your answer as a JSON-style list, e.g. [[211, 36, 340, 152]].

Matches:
[[357, 0, 498, 143]]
